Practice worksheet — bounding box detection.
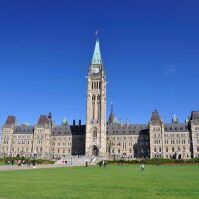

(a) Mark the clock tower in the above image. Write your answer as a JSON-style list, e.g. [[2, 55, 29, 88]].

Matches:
[[85, 37, 107, 157]]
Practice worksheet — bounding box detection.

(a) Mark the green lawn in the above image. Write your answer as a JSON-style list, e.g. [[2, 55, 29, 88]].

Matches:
[[0, 165, 199, 199]]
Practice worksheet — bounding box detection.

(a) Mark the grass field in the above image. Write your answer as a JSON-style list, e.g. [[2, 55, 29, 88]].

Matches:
[[0, 165, 199, 199]]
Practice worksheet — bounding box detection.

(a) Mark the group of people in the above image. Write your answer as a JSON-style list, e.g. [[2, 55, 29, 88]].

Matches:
[[85, 160, 108, 168], [85, 159, 145, 171], [5, 159, 32, 167]]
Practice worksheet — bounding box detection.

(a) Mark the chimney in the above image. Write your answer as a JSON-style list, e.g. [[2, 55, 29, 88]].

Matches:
[[73, 120, 75, 126], [48, 112, 52, 119], [79, 120, 81, 126]]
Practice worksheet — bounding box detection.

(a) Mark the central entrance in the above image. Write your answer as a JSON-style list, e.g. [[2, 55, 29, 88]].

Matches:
[[92, 145, 99, 156]]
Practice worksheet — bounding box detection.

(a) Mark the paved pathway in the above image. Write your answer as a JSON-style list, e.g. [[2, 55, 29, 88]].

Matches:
[[0, 164, 69, 171]]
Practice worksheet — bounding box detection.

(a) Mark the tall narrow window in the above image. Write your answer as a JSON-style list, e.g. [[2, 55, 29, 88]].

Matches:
[[92, 95, 95, 120], [97, 94, 100, 120], [92, 127, 97, 138], [92, 82, 93, 90]]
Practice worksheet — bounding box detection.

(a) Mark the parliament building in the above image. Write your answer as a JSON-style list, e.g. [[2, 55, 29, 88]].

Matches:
[[1, 38, 199, 160]]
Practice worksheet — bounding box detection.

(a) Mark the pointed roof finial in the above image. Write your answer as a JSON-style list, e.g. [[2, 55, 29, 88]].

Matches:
[[95, 30, 99, 40], [91, 31, 102, 65], [108, 101, 115, 125], [62, 117, 68, 126], [110, 101, 114, 112], [172, 114, 178, 123]]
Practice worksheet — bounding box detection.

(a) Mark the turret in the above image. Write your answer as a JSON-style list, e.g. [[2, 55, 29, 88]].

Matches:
[[0, 116, 16, 156], [149, 110, 164, 158], [33, 114, 52, 158], [189, 111, 199, 158]]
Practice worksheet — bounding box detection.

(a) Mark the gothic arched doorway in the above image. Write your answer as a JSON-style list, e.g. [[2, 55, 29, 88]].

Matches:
[[92, 145, 99, 156]]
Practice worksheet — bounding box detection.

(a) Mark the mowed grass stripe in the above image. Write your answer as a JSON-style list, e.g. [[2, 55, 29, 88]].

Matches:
[[0, 165, 198, 199]]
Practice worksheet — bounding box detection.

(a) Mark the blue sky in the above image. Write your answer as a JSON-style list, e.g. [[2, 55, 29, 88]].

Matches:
[[0, 0, 198, 125]]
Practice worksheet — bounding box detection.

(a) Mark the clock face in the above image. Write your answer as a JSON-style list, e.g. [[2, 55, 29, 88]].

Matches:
[[93, 67, 99, 74]]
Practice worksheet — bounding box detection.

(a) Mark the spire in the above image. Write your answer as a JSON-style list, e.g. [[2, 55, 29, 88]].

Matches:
[[91, 32, 102, 65], [150, 110, 162, 124], [62, 117, 68, 126], [108, 109, 115, 125], [108, 101, 115, 125]]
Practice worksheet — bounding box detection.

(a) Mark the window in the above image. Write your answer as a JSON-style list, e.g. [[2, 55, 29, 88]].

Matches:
[[92, 127, 97, 138], [92, 95, 95, 100], [183, 146, 186, 151], [97, 95, 100, 100]]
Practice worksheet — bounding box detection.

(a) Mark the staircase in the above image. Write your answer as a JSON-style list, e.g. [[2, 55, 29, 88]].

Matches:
[[55, 155, 105, 166]]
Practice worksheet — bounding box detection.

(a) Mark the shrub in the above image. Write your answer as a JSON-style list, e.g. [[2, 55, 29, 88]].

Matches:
[[107, 158, 199, 165], [0, 157, 55, 165]]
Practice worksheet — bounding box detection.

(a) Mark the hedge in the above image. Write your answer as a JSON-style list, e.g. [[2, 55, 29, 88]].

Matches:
[[0, 157, 55, 165], [107, 158, 199, 165]]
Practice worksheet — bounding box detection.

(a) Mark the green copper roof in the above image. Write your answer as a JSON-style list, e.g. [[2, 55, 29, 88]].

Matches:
[[91, 38, 102, 64], [172, 114, 178, 123]]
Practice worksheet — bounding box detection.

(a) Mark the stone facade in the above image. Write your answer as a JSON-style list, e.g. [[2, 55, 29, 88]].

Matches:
[[0, 38, 199, 160], [149, 110, 193, 159], [85, 38, 107, 157]]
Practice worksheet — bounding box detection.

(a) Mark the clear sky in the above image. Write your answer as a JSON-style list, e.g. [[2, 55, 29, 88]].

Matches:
[[0, 0, 198, 126]]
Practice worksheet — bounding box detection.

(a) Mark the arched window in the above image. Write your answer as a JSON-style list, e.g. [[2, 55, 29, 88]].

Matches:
[[92, 94, 95, 101], [166, 147, 168, 152], [197, 146, 199, 152], [97, 95, 100, 100], [154, 147, 157, 152], [92, 127, 97, 138], [172, 147, 175, 152]]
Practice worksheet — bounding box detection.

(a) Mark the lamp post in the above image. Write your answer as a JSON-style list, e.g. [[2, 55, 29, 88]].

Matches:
[[71, 155, 72, 166], [33, 153, 37, 168]]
